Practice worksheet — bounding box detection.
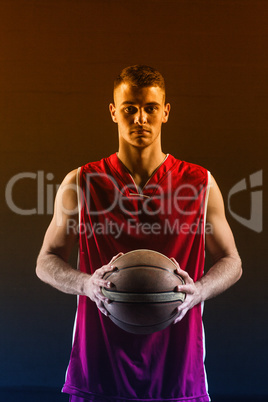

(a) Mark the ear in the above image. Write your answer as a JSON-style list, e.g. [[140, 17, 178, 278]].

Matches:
[[162, 103, 171, 123], [109, 103, 118, 123]]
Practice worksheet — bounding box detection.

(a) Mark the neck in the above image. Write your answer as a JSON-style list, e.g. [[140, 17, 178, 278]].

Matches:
[[117, 144, 166, 188]]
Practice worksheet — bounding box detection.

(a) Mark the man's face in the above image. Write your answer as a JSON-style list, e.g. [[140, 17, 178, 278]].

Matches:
[[109, 83, 170, 149]]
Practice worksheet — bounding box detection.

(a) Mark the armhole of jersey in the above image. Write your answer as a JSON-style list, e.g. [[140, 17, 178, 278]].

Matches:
[[69, 166, 82, 349], [203, 170, 211, 248], [202, 172, 211, 400], [76, 167, 82, 230]]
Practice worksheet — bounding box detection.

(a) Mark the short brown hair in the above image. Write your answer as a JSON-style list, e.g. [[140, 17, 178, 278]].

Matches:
[[114, 65, 166, 93]]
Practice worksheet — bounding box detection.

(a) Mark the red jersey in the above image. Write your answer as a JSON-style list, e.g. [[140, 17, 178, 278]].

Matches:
[[62, 153, 211, 402]]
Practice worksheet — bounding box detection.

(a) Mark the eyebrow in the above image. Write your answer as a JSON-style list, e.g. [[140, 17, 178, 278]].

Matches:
[[120, 101, 161, 106]]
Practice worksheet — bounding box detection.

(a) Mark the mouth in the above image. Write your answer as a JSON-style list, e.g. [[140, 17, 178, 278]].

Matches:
[[131, 129, 150, 135]]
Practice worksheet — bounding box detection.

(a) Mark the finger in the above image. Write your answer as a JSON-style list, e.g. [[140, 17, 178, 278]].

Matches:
[[95, 298, 110, 316], [94, 277, 113, 288], [173, 316, 180, 324], [177, 295, 195, 314], [170, 257, 181, 270], [109, 252, 124, 265], [95, 266, 115, 283], [97, 305, 109, 316], [175, 269, 192, 285], [170, 258, 188, 282], [95, 290, 110, 303], [176, 283, 194, 294], [97, 254, 124, 280], [96, 253, 124, 279], [98, 264, 116, 276], [174, 303, 190, 322], [174, 308, 187, 323]]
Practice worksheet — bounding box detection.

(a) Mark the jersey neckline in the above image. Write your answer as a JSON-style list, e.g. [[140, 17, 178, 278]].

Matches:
[[106, 152, 178, 197]]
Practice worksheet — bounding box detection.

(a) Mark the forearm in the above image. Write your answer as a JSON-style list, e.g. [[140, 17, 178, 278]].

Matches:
[[36, 252, 90, 295], [196, 252, 242, 302], [36, 251, 122, 316]]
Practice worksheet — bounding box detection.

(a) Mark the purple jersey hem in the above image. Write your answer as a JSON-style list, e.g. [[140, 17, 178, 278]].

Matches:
[[62, 385, 210, 402]]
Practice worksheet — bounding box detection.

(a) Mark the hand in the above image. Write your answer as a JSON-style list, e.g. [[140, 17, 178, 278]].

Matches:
[[84, 252, 123, 316], [171, 257, 202, 324]]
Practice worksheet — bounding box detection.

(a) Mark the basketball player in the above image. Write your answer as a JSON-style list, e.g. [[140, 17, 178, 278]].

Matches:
[[36, 65, 242, 402]]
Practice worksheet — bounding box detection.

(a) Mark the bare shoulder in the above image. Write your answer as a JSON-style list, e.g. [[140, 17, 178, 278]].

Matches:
[[206, 174, 240, 261], [61, 168, 79, 186], [38, 168, 80, 261], [207, 174, 225, 217], [55, 168, 79, 213]]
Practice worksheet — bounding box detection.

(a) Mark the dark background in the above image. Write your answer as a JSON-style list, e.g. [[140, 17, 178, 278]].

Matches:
[[0, 1, 267, 401]]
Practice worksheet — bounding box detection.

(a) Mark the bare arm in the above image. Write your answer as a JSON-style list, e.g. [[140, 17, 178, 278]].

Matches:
[[174, 175, 242, 322], [36, 169, 120, 315]]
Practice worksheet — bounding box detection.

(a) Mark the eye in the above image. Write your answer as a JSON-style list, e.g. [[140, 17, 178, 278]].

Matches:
[[124, 106, 137, 114], [145, 106, 158, 114]]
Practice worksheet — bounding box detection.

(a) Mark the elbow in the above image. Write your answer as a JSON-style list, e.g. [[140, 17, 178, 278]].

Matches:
[[35, 261, 43, 282], [235, 254, 243, 282], [35, 263, 42, 281], [35, 253, 47, 282]]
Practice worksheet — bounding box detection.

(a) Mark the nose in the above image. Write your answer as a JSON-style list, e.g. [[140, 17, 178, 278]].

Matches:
[[134, 109, 147, 125]]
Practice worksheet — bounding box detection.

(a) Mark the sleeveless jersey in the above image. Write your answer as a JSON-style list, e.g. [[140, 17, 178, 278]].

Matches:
[[62, 153, 211, 402]]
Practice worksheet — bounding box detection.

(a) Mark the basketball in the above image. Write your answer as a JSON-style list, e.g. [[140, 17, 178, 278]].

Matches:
[[102, 249, 185, 334]]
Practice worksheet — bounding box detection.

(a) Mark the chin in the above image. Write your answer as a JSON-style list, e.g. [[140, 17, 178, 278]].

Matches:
[[131, 139, 152, 148]]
